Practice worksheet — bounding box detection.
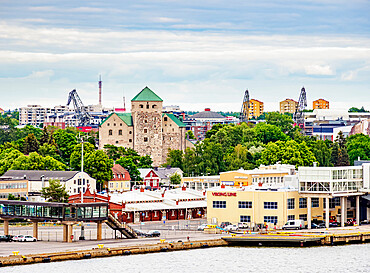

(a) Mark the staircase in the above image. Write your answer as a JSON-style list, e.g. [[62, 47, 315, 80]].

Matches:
[[106, 214, 137, 239]]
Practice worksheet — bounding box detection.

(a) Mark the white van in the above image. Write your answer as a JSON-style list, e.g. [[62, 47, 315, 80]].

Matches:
[[282, 220, 305, 230]]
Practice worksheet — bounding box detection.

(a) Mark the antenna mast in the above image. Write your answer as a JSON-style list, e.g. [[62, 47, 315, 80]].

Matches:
[[98, 75, 102, 105]]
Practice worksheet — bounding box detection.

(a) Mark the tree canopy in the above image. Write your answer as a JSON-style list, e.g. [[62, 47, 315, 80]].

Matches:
[[41, 179, 69, 203]]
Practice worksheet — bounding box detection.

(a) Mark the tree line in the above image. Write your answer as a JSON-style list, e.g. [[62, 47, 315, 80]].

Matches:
[[165, 112, 370, 176]]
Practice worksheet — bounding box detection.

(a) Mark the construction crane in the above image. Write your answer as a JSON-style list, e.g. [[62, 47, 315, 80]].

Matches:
[[66, 89, 92, 127], [293, 87, 307, 127], [239, 89, 250, 123]]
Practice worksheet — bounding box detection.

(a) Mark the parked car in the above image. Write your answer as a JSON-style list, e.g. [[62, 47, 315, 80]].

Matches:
[[197, 224, 208, 231], [220, 222, 232, 229], [134, 229, 146, 236], [145, 230, 161, 237], [224, 224, 238, 231], [238, 222, 249, 229], [17, 235, 37, 242], [282, 220, 305, 230], [329, 222, 339, 227], [12, 235, 23, 241], [317, 223, 326, 228], [310, 223, 320, 229], [0, 235, 13, 242]]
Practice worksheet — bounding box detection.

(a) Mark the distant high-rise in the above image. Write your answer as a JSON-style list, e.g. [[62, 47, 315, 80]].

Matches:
[[248, 99, 264, 119], [313, 99, 329, 109], [280, 98, 298, 114]]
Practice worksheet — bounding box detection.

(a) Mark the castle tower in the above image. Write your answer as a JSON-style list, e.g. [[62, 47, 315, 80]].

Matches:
[[131, 87, 163, 166]]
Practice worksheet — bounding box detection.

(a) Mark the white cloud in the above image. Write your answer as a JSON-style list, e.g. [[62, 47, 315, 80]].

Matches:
[[152, 17, 183, 23], [304, 64, 334, 76]]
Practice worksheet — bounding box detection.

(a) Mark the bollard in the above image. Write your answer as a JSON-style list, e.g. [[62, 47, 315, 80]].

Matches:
[[98, 244, 104, 248], [160, 239, 166, 243], [12, 251, 19, 256]]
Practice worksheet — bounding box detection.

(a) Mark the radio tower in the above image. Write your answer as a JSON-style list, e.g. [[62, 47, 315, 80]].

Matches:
[[98, 75, 102, 105]]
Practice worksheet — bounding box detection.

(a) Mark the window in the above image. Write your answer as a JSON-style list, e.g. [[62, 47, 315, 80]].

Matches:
[[264, 216, 278, 224], [164, 117, 168, 121], [109, 129, 113, 136], [288, 215, 295, 221], [107, 123, 110, 126], [146, 104, 149, 109], [144, 129, 147, 133], [240, 215, 251, 222], [140, 104, 143, 108], [264, 202, 278, 209], [299, 198, 307, 208], [299, 214, 307, 221], [129, 139, 132, 143], [287, 198, 295, 209], [129, 131, 132, 134], [213, 201, 226, 208], [312, 198, 319, 207], [238, 201, 252, 209], [144, 137, 148, 142], [114, 123, 116, 126], [118, 130, 122, 135], [152, 104, 157, 109]]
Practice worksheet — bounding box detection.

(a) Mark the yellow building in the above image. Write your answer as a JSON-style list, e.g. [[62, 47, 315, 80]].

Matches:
[[279, 99, 298, 114], [207, 186, 341, 228], [313, 99, 329, 109], [248, 99, 264, 119], [220, 165, 295, 187], [0, 178, 28, 200]]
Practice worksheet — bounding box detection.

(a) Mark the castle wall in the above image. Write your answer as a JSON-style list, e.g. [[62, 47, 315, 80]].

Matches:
[[99, 113, 134, 149]]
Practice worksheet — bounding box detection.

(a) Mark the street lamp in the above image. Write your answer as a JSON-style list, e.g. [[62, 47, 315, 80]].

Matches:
[[78, 133, 88, 240]]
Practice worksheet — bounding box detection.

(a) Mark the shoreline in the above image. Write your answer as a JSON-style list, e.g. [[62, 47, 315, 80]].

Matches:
[[2, 229, 370, 267]]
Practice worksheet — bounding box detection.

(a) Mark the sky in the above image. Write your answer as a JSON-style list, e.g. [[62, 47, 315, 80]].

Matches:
[[1, 0, 369, 112]]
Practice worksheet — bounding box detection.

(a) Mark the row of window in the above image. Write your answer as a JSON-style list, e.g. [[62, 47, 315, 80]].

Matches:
[[213, 198, 324, 210], [239, 214, 308, 223], [0, 183, 27, 189]]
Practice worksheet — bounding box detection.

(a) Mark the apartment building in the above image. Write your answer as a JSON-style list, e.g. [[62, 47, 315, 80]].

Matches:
[[279, 99, 298, 114], [248, 99, 264, 119], [313, 99, 329, 109]]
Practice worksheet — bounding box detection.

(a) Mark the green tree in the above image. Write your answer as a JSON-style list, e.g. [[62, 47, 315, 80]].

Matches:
[[186, 130, 196, 140], [170, 173, 182, 185], [164, 149, 184, 169], [53, 129, 78, 164], [0, 148, 23, 175], [265, 112, 294, 135], [205, 123, 224, 139], [116, 156, 141, 181], [11, 152, 66, 171], [23, 133, 39, 155], [347, 134, 370, 164], [252, 122, 289, 144], [331, 132, 350, 166], [225, 144, 255, 171], [40, 179, 69, 203], [69, 142, 95, 171], [84, 150, 113, 191], [311, 140, 333, 167]]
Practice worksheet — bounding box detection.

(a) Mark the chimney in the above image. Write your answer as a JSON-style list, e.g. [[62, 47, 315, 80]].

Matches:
[[176, 199, 179, 205], [140, 187, 144, 193], [121, 201, 126, 209], [161, 192, 165, 198], [182, 185, 186, 191], [221, 184, 225, 189], [203, 190, 206, 196]]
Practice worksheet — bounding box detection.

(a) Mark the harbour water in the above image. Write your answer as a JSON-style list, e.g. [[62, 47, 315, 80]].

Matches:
[[2, 244, 369, 273]]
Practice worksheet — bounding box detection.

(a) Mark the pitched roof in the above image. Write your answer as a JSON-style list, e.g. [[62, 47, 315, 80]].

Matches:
[[163, 113, 186, 127], [190, 110, 224, 119], [112, 164, 131, 180], [100, 113, 133, 127], [1, 170, 80, 182], [131, 87, 163, 102]]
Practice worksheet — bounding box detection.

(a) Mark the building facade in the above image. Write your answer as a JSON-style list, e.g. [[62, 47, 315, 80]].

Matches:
[[107, 164, 131, 192], [248, 99, 264, 119], [279, 99, 298, 114], [313, 99, 330, 109], [0, 170, 96, 202], [99, 87, 187, 166]]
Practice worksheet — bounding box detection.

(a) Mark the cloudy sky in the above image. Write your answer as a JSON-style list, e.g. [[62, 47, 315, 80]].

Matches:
[[1, 0, 369, 112]]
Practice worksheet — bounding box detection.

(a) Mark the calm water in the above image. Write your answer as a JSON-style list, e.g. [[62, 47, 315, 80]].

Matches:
[[2, 244, 369, 273]]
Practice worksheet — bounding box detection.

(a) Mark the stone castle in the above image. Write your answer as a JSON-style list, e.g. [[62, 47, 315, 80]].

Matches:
[[99, 87, 187, 166]]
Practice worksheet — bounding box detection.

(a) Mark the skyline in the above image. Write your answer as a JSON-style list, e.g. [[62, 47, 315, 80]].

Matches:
[[1, 0, 369, 112]]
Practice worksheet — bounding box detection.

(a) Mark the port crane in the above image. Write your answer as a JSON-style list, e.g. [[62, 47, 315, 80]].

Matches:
[[293, 87, 307, 127], [239, 89, 250, 123], [66, 89, 92, 127]]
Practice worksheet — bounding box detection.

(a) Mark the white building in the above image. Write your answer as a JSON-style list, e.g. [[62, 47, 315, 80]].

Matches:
[[298, 164, 370, 228], [0, 170, 96, 202]]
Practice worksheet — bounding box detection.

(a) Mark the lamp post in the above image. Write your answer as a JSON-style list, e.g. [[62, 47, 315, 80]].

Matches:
[[78, 133, 88, 240]]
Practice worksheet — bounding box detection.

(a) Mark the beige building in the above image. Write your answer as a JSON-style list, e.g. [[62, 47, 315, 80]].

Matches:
[[280, 99, 298, 114], [207, 185, 339, 228], [99, 87, 186, 166]]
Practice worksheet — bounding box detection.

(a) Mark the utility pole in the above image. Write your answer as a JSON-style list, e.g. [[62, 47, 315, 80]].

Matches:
[[79, 133, 86, 240]]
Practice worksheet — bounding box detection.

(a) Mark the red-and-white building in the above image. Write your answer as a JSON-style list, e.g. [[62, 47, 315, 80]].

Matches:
[[138, 167, 183, 189], [69, 185, 206, 223]]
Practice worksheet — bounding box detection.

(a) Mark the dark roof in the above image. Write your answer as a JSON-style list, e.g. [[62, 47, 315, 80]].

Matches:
[[1, 170, 80, 182], [190, 110, 224, 119], [100, 113, 133, 127], [131, 86, 163, 102], [154, 168, 183, 179], [163, 113, 185, 127]]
